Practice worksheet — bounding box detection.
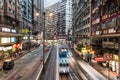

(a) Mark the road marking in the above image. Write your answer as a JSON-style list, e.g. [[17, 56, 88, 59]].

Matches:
[[69, 72, 79, 80], [35, 64, 43, 80]]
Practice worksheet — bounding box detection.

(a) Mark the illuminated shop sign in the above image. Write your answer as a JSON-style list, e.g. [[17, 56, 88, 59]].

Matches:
[[2, 27, 10, 32], [95, 57, 104, 62], [1, 37, 10, 43], [3, 46, 12, 51], [23, 36, 28, 39], [11, 29, 16, 33], [1, 37, 16, 43], [0, 46, 12, 51]]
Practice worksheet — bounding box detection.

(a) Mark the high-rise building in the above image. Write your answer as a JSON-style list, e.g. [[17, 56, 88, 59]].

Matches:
[[0, 0, 22, 58], [90, 0, 120, 75], [21, 0, 32, 36], [66, 0, 72, 38], [56, 0, 66, 39], [32, 0, 42, 35], [44, 3, 58, 40], [72, 0, 90, 45]]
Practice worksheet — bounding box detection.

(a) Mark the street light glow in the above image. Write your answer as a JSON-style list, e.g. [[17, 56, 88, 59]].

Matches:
[[36, 13, 40, 16], [48, 13, 54, 17]]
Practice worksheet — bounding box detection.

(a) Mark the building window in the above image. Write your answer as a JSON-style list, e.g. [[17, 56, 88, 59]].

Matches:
[[0, 1, 3, 8], [101, 21, 106, 29], [117, 16, 120, 27], [9, 0, 12, 4], [103, 38, 107, 42], [9, 8, 12, 13]]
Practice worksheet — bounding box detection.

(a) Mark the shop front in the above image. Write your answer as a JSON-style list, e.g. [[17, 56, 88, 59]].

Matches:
[[80, 46, 95, 61], [0, 31, 23, 59], [95, 51, 119, 76], [0, 46, 12, 59]]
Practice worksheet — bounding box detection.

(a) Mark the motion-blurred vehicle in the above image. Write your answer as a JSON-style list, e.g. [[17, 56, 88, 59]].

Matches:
[[3, 59, 14, 70], [59, 49, 70, 74], [67, 50, 73, 57]]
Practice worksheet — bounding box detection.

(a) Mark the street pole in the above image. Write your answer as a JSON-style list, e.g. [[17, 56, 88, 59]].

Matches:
[[107, 61, 110, 80], [42, 12, 45, 72], [119, 36, 120, 78]]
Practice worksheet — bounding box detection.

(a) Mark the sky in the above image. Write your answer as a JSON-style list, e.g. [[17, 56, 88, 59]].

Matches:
[[44, 0, 59, 7]]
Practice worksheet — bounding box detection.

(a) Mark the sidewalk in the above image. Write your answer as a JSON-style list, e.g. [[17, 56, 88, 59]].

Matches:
[[91, 60, 118, 80], [72, 47, 119, 80], [0, 46, 37, 70]]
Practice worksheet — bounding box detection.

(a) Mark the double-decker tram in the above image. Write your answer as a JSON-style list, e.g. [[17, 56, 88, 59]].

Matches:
[[59, 48, 70, 74]]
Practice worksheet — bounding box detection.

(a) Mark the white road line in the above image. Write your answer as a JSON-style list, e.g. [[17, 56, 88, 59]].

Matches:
[[69, 69, 79, 80], [35, 64, 43, 80]]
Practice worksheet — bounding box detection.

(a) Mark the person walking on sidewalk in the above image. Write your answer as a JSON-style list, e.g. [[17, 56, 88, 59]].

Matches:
[[112, 76, 118, 80], [87, 51, 92, 63]]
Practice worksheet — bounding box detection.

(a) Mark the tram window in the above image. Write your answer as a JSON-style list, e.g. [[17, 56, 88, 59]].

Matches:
[[115, 38, 119, 43], [60, 63, 62, 67], [63, 64, 65, 67], [66, 64, 69, 66]]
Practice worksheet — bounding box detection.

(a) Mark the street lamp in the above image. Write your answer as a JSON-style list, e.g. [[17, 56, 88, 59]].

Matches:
[[43, 11, 54, 71], [36, 12, 54, 72]]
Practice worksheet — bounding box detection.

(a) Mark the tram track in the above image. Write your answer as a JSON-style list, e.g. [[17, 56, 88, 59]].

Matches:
[[59, 74, 71, 80], [59, 68, 80, 80]]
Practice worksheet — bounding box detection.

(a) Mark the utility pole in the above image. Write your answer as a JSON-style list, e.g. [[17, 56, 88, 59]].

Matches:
[[119, 36, 120, 78], [42, 11, 45, 72]]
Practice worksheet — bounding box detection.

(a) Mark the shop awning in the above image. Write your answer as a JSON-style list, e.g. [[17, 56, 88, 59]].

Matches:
[[0, 32, 23, 37], [91, 34, 120, 38]]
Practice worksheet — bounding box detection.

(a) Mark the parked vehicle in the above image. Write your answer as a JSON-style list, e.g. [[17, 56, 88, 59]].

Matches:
[[3, 59, 14, 70]]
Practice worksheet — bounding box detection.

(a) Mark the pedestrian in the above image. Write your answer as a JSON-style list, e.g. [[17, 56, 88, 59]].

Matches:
[[112, 76, 117, 80], [81, 54, 83, 59]]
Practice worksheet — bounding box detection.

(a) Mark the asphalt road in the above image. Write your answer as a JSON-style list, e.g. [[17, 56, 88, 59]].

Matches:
[[0, 46, 49, 80], [43, 46, 57, 80], [40, 43, 72, 80]]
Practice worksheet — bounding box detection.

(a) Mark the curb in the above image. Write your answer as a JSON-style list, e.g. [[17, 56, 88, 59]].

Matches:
[[35, 45, 54, 80]]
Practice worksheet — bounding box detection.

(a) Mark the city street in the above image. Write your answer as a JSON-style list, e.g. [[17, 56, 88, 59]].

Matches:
[[59, 43, 107, 80], [0, 46, 50, 80], [0, 43, 116, 80], [0, 0, 119, 80]]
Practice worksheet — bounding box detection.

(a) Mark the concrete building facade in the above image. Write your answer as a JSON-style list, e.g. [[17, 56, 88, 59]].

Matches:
[[21, 0, 32, 36], [44, 3, 58, 40], [72, 0, 90, 45], [56, 0, 66, 39], [90, 0, 120, 75], [66, 0, 72, 39], [0, 0, 22, 59]]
